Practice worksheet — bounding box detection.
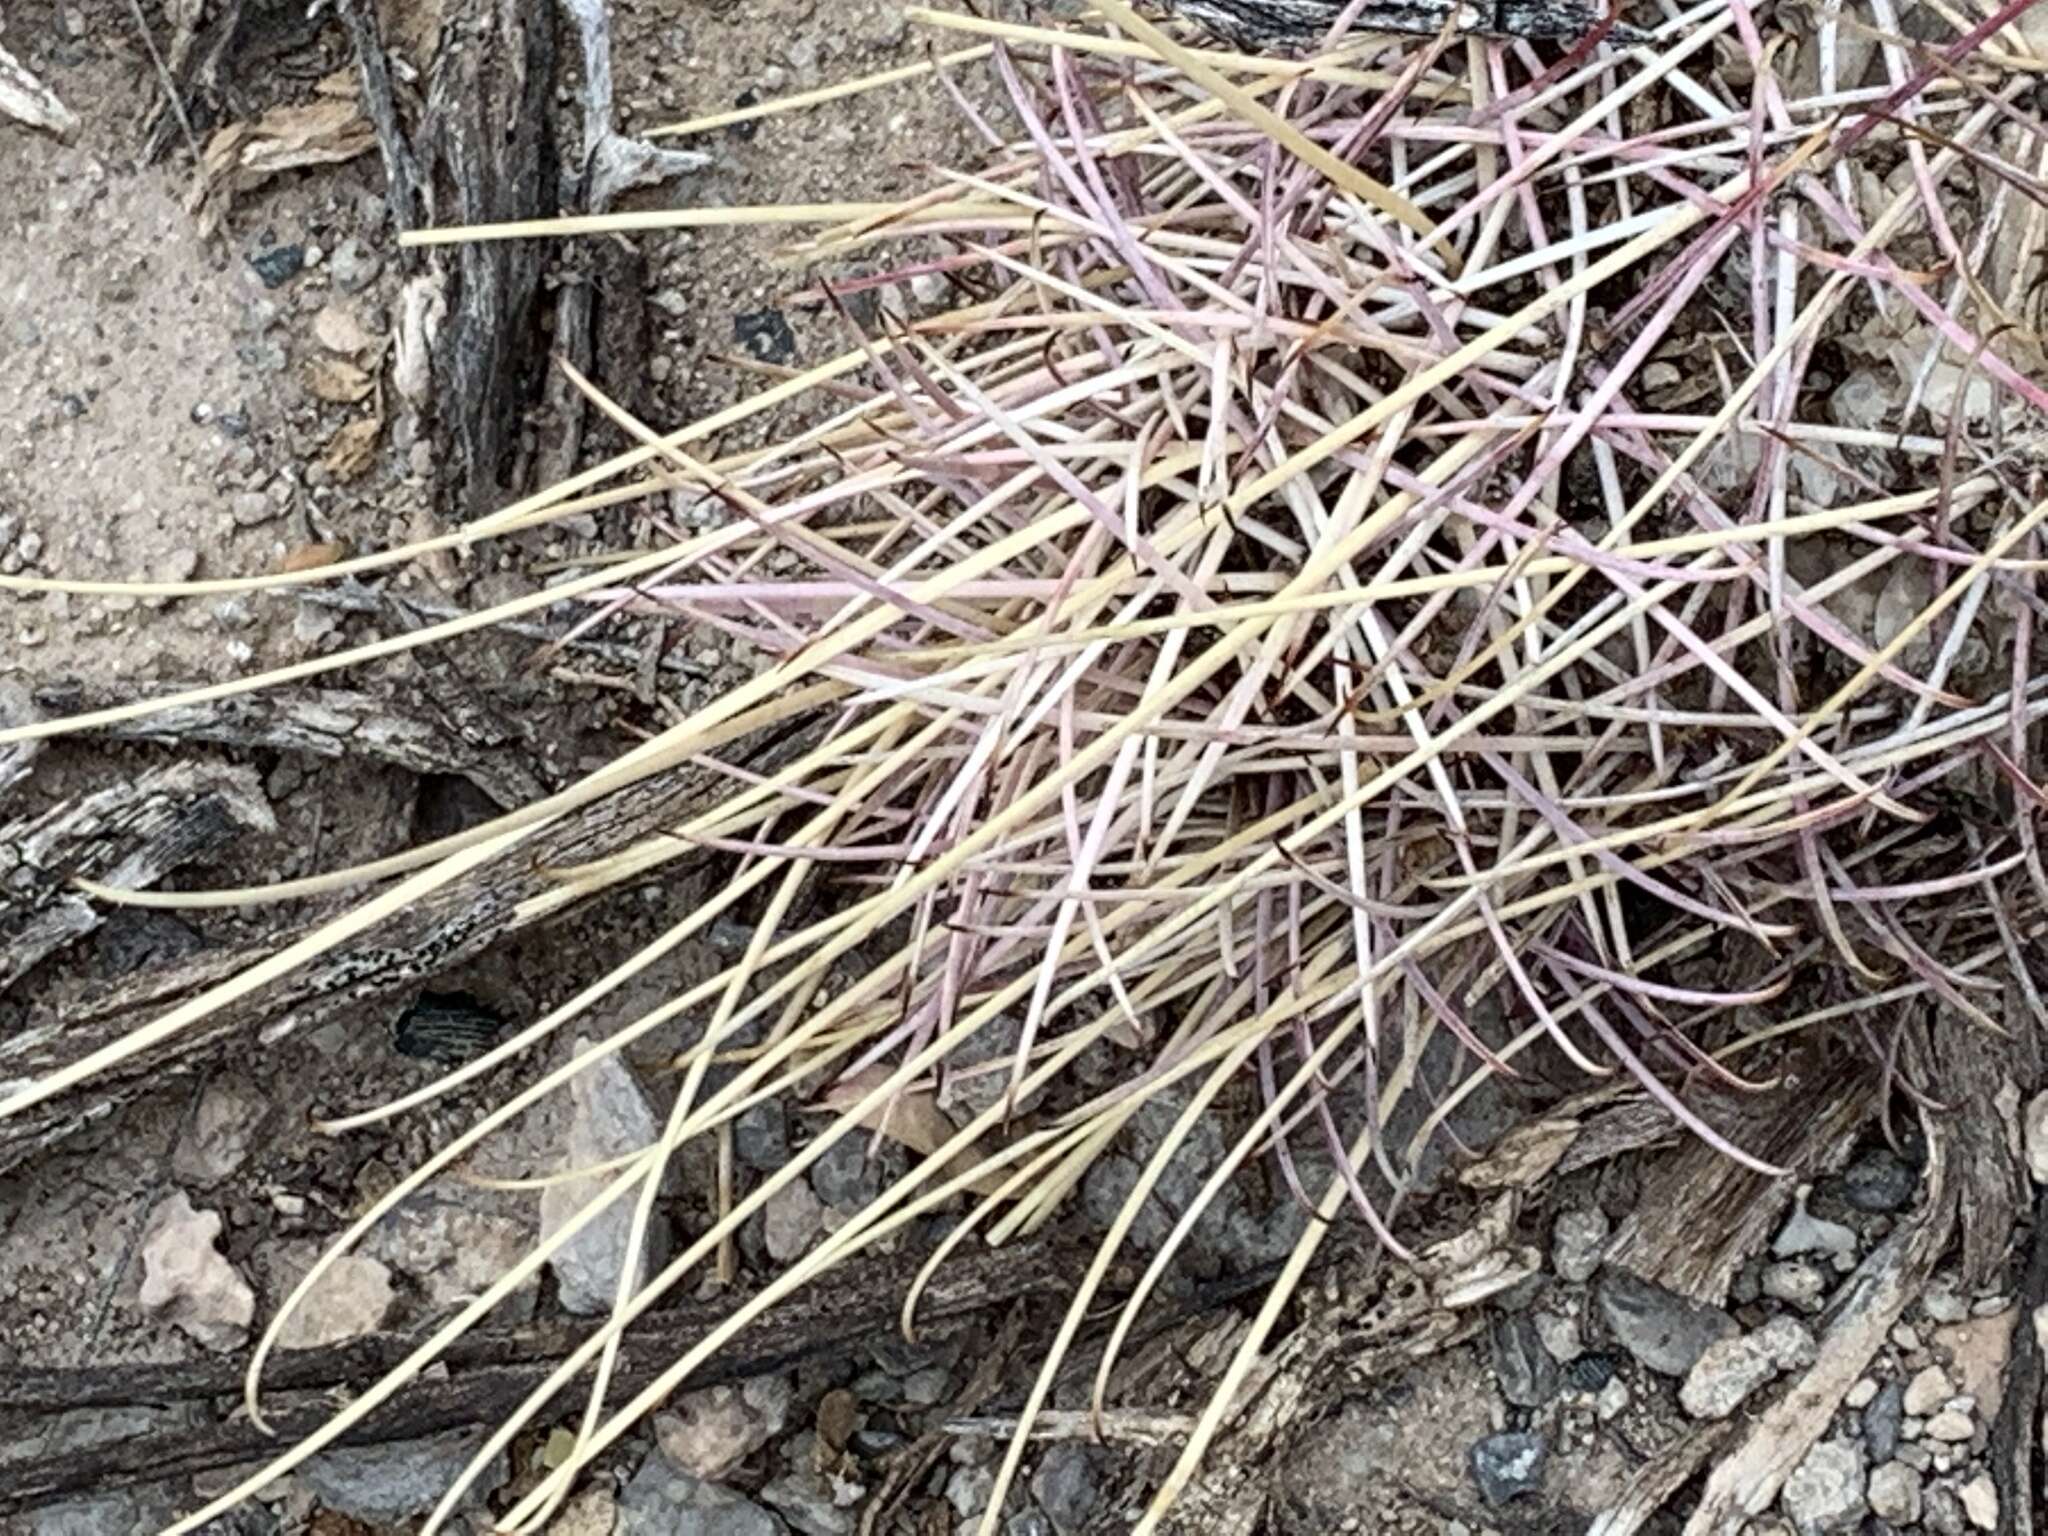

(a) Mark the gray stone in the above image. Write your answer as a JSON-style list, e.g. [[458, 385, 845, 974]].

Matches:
[[539, 1040, 668, 1314], [1773, 1199, 1858, 1261], [1922, 1274, 1969, 1324], [365, 1193, 539, 1318], [655, 1382, 779, 1479], [1491, 1311, 1560, 1408], [1678, 1316, 1815, 1420], [1533, 1308, 1582, 1363], [1780, 1438, 1866, 1534], [1923, 1406, 1974, 1442], [1597, 1271, 1739, 1377], [304, 1428, 507, 1524], [273, 1254, 393, 1349], [810, 1135, 880, 1209], [1551, 1208, 1610, 1283], [1862, 1380, 1905, 1461], [759, 1471, 853, 1536], [1470, 1431, 1545, 1506], [21, 1491, 180, 1536], [946, 1465, 995, 1520], [171, 1080, 268, 1184], [1867, 1463, 1923, 1525], [734, 1100, 790, 1172], [621, 1456, 786, 1535], [328, 236, 382, 293], [1956, 1472, 1998, 1530], [764, 1177, 826, 1262], [230, 490, 278, 527], [901, 1364, 951, 1406], [1923, 1483, 1967, 1536], [1841, 1149, 1918, 1213], [1030, 1443, 1099, 1534]]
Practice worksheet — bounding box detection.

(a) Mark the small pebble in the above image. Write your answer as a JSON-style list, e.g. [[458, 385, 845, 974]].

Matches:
[[1955, 1472, 1998, 1530], [1867, 1462, 1923, 1525], [1841, 1149, 1918, 1213], [1762, 1260, 1827, 1309], [250, 243, 306, 289], [1922, 1408, 1973, 1442], [1922, 1276, 1969, 1324], [1901, 1366, 1952, 1417], [1469, 1431, 1545, 1506], [1551, 1208, 1610, 1283], [1844, 1378, 1879, 1410]]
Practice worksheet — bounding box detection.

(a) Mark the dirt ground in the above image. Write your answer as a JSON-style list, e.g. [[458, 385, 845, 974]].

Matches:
[[3, 3, 2045, 1536]]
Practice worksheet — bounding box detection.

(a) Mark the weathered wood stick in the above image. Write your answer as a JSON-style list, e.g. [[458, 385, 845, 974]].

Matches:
[[1161, 0, 1645, 49], [27, 680, 551, 810], [0, 719, 812, 1173], [0, 762, 276, 995], [0, 1236, 1089, 1511]]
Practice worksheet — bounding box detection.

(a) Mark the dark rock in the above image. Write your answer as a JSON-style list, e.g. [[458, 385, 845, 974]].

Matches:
[[734, 1099, 790, 1172], [1840, 1150, 1918, 1214], [392, 991, 507, 1064], [303, 1428, 507, 1524], [730, 88, 762, 141], [249, 244, 306, 289], [620, 1455, 786, 1535], [1597, 1270, 1739, 1376], [1470, 1430, 1546, 1506], [1565, 1352, 1617, 1392], [1862, 1379, 1905, 1462], [735, 308, 797, 365], [1491, 1311, 1560, 1408], [1031, 1443, 1100, 1534], [811, 1134, 880, 1209], [21, 1491, 180, 1536]]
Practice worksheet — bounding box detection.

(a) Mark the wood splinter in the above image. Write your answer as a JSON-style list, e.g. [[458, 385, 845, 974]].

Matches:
[[1160, 0, 1647, 49]]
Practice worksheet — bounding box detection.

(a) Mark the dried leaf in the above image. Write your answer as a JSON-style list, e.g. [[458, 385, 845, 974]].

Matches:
[[320, 416, 382, 483], [1460, 1116, 1580, 1190], [192, 96, 373, 231], [276, 541, 349, 573], [305, 357, 374, 404], [814, 1067, 1010, 1198]]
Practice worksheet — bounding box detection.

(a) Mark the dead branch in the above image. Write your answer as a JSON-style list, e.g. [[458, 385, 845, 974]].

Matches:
[[0, 762, 275, 994], [28, 680, 551, 810], [1603, 1064, 1873, 1305], [0, 718, 813, 1174], [0, 1235, 1088, 1512]]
